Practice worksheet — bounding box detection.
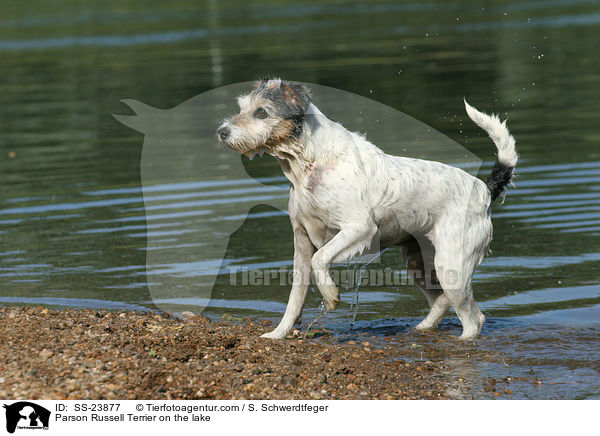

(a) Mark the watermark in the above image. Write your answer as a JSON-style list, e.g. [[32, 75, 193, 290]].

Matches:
[[226, 266, 461, 289], [114, 82, 481, 313], [3, 402, 51, 434]]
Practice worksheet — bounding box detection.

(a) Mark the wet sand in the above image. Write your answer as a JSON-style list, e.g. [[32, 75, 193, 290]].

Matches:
[[0, 306, 453, 400]]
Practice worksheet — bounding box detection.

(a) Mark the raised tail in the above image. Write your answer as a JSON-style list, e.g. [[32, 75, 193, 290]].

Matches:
[[464, 99, 518, 203]]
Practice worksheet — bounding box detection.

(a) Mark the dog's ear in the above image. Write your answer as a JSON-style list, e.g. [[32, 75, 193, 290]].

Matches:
[[280, 81, 311, 114]]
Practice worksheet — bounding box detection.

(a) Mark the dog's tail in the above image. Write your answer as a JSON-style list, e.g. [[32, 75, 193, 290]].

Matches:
[[464, 99, 518, 203]]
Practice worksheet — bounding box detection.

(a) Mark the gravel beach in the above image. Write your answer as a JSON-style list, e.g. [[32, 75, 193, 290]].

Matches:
[[0, 306, 451, 400]]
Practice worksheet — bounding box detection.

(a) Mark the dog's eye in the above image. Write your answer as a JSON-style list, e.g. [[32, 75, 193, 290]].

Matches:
[[254, 107, 268, 119]]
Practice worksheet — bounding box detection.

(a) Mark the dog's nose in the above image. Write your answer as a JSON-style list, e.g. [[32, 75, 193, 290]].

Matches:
[[217, 126, 230, 141]]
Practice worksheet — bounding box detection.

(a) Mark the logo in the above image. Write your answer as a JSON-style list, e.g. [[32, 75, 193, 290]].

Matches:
[[2, 402, 50, 433], [113, 82, 482, 314]]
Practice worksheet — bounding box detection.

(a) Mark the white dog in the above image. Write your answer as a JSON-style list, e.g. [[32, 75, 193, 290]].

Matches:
[[217, 79, 517, 339]]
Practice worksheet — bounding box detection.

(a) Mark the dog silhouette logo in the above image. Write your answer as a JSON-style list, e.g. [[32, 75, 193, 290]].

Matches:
[[2, 402, 50, 433]]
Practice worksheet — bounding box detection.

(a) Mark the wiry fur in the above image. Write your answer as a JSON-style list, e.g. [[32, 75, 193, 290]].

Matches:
[[464, 99, 518, 202], [217, 79, 518, 340]]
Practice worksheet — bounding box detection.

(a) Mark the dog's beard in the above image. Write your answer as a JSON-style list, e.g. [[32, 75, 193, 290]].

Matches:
[[223, 136, 266, 158], [223, 119, 299, 159]]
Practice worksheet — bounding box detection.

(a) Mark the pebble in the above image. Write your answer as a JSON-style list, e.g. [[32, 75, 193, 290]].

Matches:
[[181, 311, 196, 320], [40, 349, 54, 359], [0, 306, 450, 400]]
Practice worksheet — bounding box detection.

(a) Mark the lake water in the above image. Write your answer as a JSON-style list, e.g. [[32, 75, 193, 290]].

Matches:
[[1, 0, 599, 399]]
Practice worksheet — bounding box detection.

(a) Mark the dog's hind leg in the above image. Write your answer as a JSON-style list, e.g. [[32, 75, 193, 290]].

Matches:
[[402, 237, 451, 330], [311, 224, 378, 311], [416, 289, 452, 330], [430, 223, 488, 340]]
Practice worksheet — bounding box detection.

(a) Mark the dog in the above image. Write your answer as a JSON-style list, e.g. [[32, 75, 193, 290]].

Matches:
[[217, 78, 517, 340]]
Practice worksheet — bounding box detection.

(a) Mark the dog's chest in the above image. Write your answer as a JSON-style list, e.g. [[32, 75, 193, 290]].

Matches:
[[293, 197, 337, 249], [290, 189, 339, 250]]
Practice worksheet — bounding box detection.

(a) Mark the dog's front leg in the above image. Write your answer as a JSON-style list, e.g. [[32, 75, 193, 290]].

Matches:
[[311, 224, 377, 311], [261, 224, 314, 339]]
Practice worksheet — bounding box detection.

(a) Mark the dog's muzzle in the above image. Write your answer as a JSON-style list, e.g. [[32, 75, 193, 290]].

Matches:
[[216, 126, 230, 142]]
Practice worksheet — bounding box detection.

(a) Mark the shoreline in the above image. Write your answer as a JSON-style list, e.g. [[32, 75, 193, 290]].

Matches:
[[0, 306, 452, 400]]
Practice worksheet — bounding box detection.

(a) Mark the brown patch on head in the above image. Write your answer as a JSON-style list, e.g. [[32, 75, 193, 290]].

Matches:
[[250, 79, 311, 115], [251, 78, 282, 94], [265, 119, 295, 148], [282, 84, 303, 109]]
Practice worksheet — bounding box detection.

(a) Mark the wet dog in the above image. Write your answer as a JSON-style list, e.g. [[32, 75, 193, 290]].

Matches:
[[217, 78, 517, 339]]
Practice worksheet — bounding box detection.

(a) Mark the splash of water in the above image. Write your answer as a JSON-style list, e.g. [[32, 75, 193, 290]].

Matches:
[[305, 248, 391, 336], [350, 248, 390, 325]]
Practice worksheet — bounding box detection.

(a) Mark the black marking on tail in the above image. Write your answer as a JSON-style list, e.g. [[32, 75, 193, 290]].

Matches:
[[486, 161, 514, 202]]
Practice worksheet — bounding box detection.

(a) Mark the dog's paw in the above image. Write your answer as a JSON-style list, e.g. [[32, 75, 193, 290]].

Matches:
[[414, 320, 437, 331], [260, 330, 286, 339], [323, 297, 339, 311], [458, 313, 485, 340]]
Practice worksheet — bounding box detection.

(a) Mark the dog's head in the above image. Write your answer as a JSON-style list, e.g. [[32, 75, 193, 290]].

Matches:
[[216, 78, 311, 157]]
